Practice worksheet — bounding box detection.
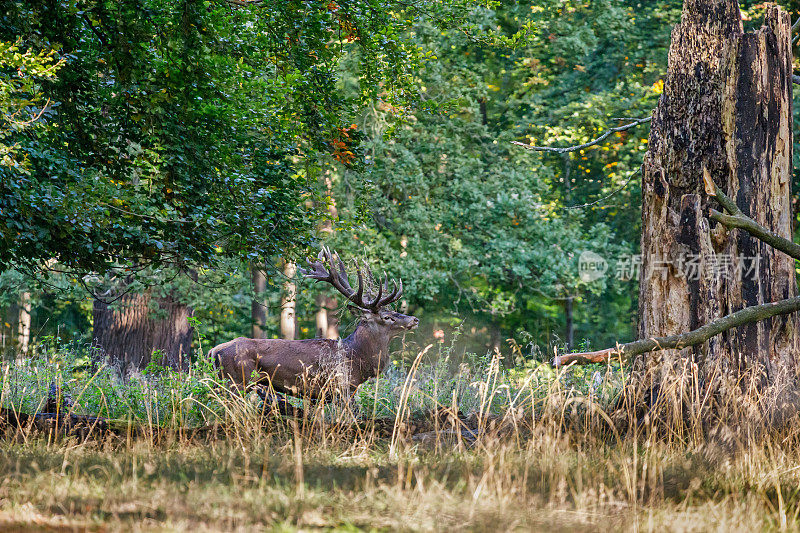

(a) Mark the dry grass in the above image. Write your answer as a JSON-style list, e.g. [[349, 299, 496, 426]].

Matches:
[[2, 349, 800, 531], [2, 424, 799, 531]]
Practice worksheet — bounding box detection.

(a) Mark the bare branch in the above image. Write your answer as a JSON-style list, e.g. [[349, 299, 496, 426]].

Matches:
[[553, 295, 800, 367], [564, 167, 641, 210], [704, 174, 800, 260], [511, 117, 652, 154], [709, 210, 800, 259], [9, 98, 52, 127]]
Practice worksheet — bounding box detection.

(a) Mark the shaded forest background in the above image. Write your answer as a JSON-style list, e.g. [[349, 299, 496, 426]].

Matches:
[[1, 0, 797, 367]]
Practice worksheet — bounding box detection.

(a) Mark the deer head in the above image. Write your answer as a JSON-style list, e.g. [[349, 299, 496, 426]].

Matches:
[[298, 246, 419, 335]]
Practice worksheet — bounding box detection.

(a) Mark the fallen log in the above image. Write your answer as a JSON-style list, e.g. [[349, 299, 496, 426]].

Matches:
[[1, 399, 504, 442], [0, 407, 230, 441], [0, 407, 110, 435], [0, 405, 484, 442]]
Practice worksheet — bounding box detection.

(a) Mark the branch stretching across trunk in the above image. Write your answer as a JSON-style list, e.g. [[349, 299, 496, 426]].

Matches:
[[709, 210, 800, 259], [703, 172, 800, 260], [553, 295, 800, 367]]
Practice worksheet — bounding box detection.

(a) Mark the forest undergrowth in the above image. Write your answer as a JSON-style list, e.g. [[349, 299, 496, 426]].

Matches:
[[1, 338, 799, 532]]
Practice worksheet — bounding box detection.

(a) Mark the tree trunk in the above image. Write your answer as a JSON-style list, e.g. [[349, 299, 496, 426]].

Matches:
[[399, 235, 410, 314], [251, 265, 268, 339], [313, 171, 340, 340], [0, 304, 15, 356], [314, 294, 339, 339], [92, 290, 193, 372], [490, 323, 502, 354], [564, 296, 574, 351], [325, 297, 339, 339], [280, 261, 297, 340], [16, 291, 31, 357], [315, 293, 328, 339], [639, 2, 797, 382]]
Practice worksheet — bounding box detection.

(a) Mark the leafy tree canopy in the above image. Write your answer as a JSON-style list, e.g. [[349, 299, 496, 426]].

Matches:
[[0, 0, 482, 277]]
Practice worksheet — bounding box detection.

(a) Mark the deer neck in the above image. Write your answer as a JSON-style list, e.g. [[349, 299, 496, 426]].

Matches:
[[343, 323, 391, 379]]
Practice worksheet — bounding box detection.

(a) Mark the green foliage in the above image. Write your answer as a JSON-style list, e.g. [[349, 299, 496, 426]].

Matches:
[[321, 1, 679, 354], [0, 39, 62, 172], [1, 336, 226, 425], [0, 0, 680, 357], [0, 0, 477, 275]]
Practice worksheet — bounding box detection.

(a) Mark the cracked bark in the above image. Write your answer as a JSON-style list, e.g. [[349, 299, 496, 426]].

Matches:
[[638, 1, 797, 381], [92, 290, 193, 372]]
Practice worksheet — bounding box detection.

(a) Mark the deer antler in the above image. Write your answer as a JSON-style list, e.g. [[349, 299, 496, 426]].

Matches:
[[298, 247, 403, 311]]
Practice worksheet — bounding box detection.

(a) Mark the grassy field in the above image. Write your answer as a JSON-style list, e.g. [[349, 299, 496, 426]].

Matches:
[[2, 343, 800, 531]]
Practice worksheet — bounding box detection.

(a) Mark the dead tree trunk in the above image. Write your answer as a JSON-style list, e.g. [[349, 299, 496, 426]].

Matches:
[[251, 265, 268, 339], [639, 2, 797, 381], [92, 290, 193, 372]]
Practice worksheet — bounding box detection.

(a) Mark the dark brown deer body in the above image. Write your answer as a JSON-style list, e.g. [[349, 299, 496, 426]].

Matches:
[[211, 248, 418, 398]]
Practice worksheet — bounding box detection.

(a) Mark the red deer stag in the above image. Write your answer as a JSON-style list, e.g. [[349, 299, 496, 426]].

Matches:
[[211, 247, 418, 400]]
